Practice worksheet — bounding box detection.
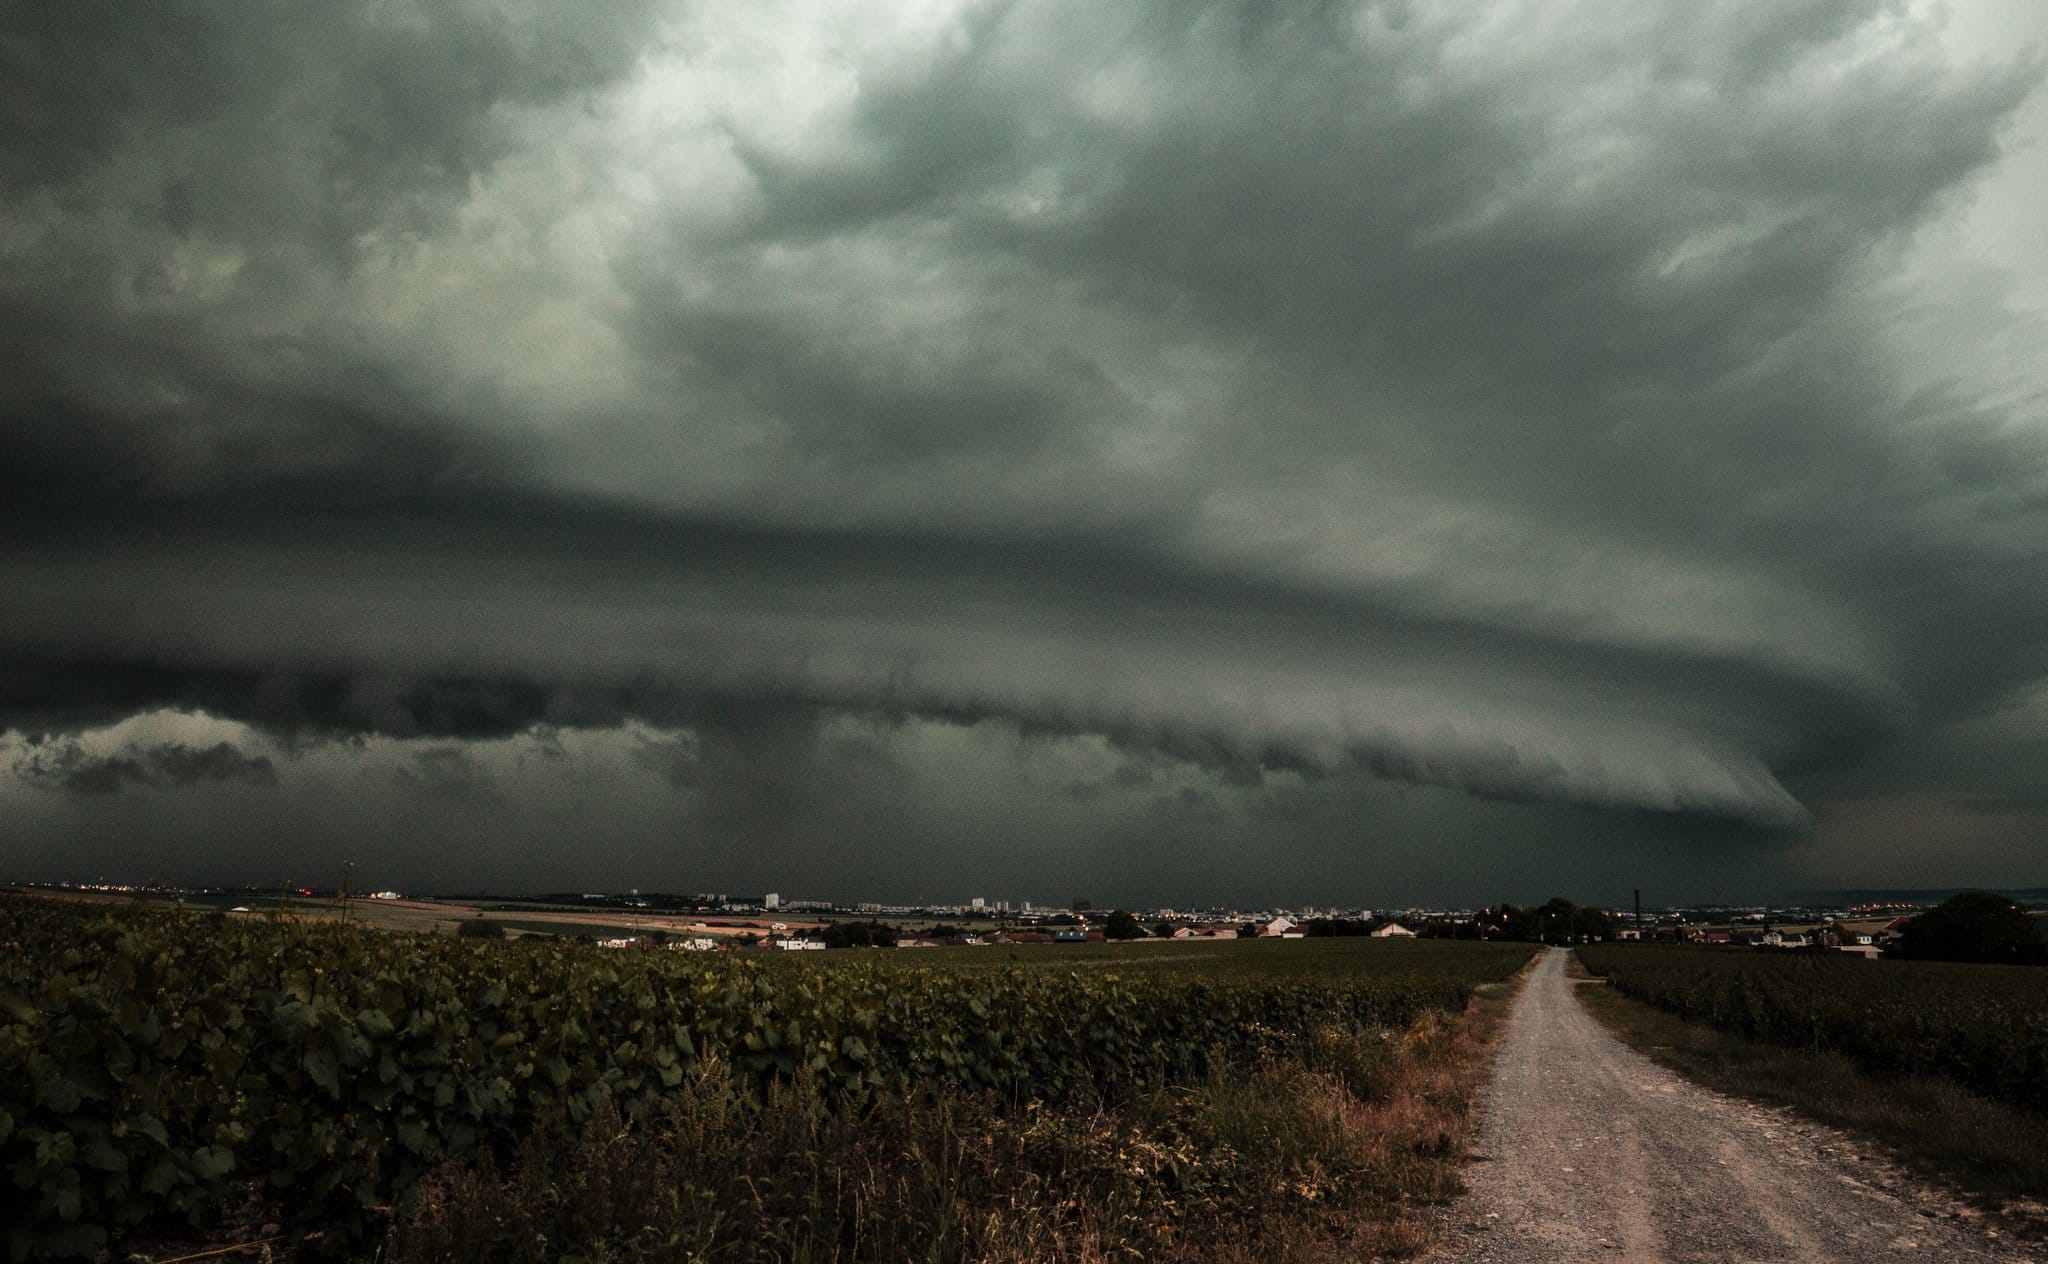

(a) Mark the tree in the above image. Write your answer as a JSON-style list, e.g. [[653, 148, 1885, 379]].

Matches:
[[1303, 917, 1370, 937], [1105, 909, 1144, 940], [1151, 920, 1175, 939], [456, 917, 506, 939], [1895, 892, 2046, 965], [1536, 897, 1577, 945], [822, 919, 899, 948], [1571, 906, 1614, 943], [1236, 922, 1258, 938], [1479, 904, 1540, 942]]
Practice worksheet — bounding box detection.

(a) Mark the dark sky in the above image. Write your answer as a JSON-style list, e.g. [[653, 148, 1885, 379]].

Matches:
[[5, 0, 2047, 908]]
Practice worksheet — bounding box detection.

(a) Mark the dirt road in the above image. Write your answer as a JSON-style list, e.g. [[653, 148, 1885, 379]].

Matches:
[[1431, 948, 2036, 1262]]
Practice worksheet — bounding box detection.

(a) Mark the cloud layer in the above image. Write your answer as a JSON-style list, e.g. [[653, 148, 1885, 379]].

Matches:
[[4, 0, 2045, 900]]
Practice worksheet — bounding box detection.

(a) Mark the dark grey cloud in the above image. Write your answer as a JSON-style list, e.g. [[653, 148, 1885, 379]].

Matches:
[[3, 0, 2046, 900]]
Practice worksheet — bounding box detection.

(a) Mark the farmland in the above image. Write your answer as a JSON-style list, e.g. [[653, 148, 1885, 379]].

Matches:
[[1, 896, 1531, 1261], [1576, 944, 2048, 1114]]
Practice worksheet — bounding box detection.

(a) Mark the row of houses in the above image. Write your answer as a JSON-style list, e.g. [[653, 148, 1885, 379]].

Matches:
[[589, 915, 1420, 952], [1611, 916, 1909, 957]]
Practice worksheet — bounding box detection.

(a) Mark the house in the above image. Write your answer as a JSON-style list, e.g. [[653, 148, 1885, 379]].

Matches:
[[773, 937, 825, 950], [1257, 916, 1297, 938], [990, 930, 1052, 944], [1371, 921, 1416, 938]]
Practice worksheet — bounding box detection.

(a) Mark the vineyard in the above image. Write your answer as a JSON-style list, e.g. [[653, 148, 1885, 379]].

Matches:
[[1577, 944, 2048, 1114], [0, 898, 1529, 1260]]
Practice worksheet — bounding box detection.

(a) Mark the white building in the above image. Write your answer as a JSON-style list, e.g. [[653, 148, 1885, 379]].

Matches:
[[764, 893, 780, 910]]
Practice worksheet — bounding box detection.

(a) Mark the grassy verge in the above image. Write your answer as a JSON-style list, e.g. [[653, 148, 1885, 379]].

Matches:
[[387, 986, 1526, 1264], [1567, 951, 2048, 1233]]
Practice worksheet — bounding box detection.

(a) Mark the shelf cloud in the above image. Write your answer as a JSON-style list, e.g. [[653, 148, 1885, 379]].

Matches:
[[4, 0, 2045, 902]]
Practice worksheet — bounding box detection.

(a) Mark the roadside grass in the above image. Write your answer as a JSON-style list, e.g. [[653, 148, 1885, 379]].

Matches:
[[390, 980, 1528, 1264], [1566, 951, 2048, 1232]]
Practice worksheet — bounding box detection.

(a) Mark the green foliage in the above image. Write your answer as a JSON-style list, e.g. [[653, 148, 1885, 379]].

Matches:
[[454, 918, 505, 939], [397, 1019, 1473, 1264], [1896, 892, 2046, 965], [820, 920, 897, 949], [1578, 944, 2048, 1115], [0, 897, 1529, 1259]]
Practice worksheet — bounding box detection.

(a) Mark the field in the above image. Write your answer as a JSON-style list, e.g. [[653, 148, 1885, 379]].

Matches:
[[1, 897, 1531, 1261], [1575, 944, 2048, 1113]]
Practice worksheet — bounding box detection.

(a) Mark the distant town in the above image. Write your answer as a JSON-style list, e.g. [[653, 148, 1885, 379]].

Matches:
[[13, 880, 2047, 956]]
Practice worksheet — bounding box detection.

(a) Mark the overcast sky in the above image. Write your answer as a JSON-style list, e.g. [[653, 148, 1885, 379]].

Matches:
[[5, 0, 2046, 907]]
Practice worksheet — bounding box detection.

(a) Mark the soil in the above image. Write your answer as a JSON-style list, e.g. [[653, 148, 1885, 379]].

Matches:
[[1428, 947, 2041, 1262]]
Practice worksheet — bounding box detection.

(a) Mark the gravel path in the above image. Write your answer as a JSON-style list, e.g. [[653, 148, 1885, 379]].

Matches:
[[1429, 947, 2039, 1262]]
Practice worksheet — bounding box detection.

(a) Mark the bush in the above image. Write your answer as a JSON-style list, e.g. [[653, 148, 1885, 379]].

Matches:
[[456, 917, 506, 939]]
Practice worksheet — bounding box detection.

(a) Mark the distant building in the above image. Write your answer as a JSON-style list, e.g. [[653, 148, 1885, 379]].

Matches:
[[992, 930, 1053, 944], [764, 893, 780, 910], [971, 897, 986, 912], [1257, 916, 1297, 938], [1371, 921, 1416, 938]]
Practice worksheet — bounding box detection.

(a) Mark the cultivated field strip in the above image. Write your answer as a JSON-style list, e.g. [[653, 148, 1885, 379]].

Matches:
[[0, 899, 1528, 1258], [1577, 944, 2048, 1113]]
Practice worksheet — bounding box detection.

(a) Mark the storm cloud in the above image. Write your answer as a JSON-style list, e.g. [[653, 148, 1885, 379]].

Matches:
[[3, 0, 2045, 903]]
